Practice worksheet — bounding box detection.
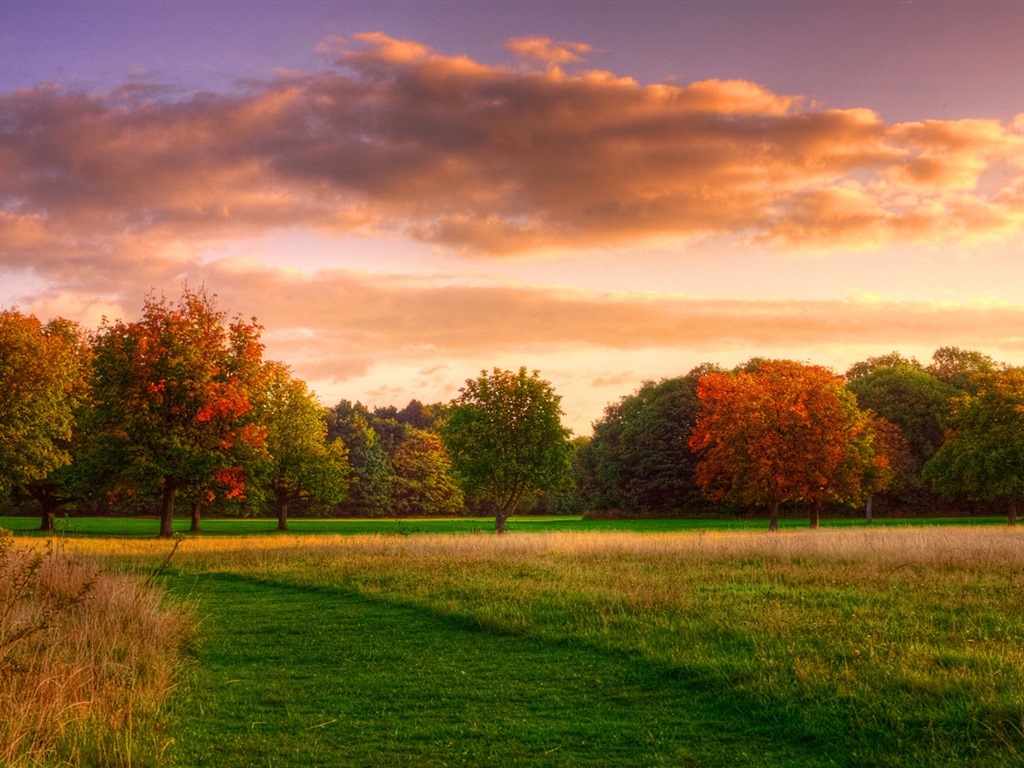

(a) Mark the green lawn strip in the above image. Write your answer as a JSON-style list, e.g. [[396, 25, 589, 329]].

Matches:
[[1, 514, 1010, 538], [165, 571, 834, 767]]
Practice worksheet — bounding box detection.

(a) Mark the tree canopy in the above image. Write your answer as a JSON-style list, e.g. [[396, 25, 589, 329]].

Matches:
[[88, 289, 266, 536], [441, 367, 572, 532], [923, 369, 1024, 525], [690, 360, 878, 530], [0, 311, 90, 529], [254, 362, 350, 530]]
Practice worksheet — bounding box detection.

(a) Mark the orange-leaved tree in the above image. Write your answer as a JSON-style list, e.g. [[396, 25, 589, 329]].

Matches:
[[689, 359, 877, 530], [89, 288, 266, 537]]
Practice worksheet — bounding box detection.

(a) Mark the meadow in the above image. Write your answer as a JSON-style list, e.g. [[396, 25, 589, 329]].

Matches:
[[14, 522, 1023, 767]]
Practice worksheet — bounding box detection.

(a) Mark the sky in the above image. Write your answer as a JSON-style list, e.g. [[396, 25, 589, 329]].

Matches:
[[3, 1, 1024, 434]]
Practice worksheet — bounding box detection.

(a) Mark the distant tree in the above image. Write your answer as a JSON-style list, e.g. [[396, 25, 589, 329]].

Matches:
[[861, 414, 914, 523], [690, 360, 875, 530], [328, 401, 395, 517], [845, 358, 954, 474], [441, 368, 572, 533], [923, 369, 1024, 525], [927, 347, 998, 395], [391, 399, 444, 430], [255, 362, 350, 530], [582, 365, 716, 516], [0, 311, 91, 530], [845, 352, 922, 381], [88, 288, 266, 537], [390, 425, 463, 517]]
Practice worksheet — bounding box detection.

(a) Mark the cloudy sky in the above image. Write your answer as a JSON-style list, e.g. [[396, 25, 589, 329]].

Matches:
[[4, 1, 1024, 433]]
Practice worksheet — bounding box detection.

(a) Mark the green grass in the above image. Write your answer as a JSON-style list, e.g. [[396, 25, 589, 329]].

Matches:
[[0, 513, 1011, 538], [167, 573, 806, 767], [145, 528, 1024, 767]]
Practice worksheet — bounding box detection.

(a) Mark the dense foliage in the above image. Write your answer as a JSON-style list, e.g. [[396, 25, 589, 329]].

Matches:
[[689, 360, 878, 530], [441, 368, 573, 532], [2, 288, 1023, 531]]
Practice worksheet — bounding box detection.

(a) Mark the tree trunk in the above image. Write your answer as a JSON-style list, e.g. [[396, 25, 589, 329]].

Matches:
[[495, 512, 507, 534], [809, 500, 821, 529], [29, 483, 57, 533], [160, 477, 178, 538], [768, 499, 779, 532], [190, 498, 203, 532], [277, 499, 289, 531], [1010, 498, 1018, 527], [865, 496, 873, 524]]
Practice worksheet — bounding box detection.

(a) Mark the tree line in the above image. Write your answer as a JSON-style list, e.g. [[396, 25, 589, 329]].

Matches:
[[576, 348, 1021, 526], [2, 288, 1022, 534], [0, 290, 570, 535]]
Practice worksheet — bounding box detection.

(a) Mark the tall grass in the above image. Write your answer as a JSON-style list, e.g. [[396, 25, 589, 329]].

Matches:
[[0, 530, 192, 767]]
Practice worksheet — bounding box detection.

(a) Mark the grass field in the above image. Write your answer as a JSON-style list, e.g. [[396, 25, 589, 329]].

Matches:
[[48, 525, 1024, 767], [0, 513, 1012, 538]]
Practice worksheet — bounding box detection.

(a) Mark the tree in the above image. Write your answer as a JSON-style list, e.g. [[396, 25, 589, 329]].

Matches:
[[89, 288, 266, 537], [0, 311, 91, 530], [327, 401, 395, 517], [255, 362, 350, 530], [846, 357, 953, 470], [441, 367, 572, 533], [861, 413, 913, 523], [923, 369, 1024, 525], [927, 346, 997, 395], [390, 425, 464, 517], [689, 360, 875, 530], [582, 366, 715, 516]]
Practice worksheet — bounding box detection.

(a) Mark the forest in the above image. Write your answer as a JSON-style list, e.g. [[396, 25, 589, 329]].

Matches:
[[2, 287, 1021, 533]]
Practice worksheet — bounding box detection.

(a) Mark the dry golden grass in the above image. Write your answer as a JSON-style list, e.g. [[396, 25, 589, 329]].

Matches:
[[0, 533, 192, 768], [64, 524, 1024, 571]]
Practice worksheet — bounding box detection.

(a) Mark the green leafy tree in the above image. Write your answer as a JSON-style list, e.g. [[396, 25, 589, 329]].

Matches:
[[441, 367, 572, 533], [582, 365, 716, 516], [88, 288, 266, 537], [390, 425, 464, 517], [843, 352, 954, 479], [927, 347, 998, 395], [690, 360, 876, 530], [923, 369, 1024, 525], [328, 401, 395, 517], [0, 312, 91, 530], [255, 362, 350, 530]]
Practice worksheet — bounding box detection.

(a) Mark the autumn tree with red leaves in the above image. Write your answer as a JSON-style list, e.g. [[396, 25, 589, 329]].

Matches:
[[689, 360, 878, 530], [88, 288, 266, 537]]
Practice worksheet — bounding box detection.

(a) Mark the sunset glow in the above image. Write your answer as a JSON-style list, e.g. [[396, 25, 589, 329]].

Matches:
[[3, 1, 1024, 432]]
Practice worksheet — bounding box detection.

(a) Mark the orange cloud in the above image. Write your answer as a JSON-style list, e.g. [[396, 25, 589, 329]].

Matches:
[[505, 37, 592, 65], [2, 30, 1024, 296], [193, 263, 1024, 370]]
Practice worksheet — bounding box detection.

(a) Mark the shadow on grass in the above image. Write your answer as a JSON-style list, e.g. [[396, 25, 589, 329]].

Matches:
[[165, 572, 893, 768]]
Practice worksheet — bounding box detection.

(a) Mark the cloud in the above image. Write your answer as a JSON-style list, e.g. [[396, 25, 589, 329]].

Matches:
[[190, 262, 1024, 369], [505, 37, 592, 65], [2, 30, 1024, 294]]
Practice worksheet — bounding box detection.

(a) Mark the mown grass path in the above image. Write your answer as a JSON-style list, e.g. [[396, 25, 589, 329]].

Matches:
[[165, 572, 820, 767]]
